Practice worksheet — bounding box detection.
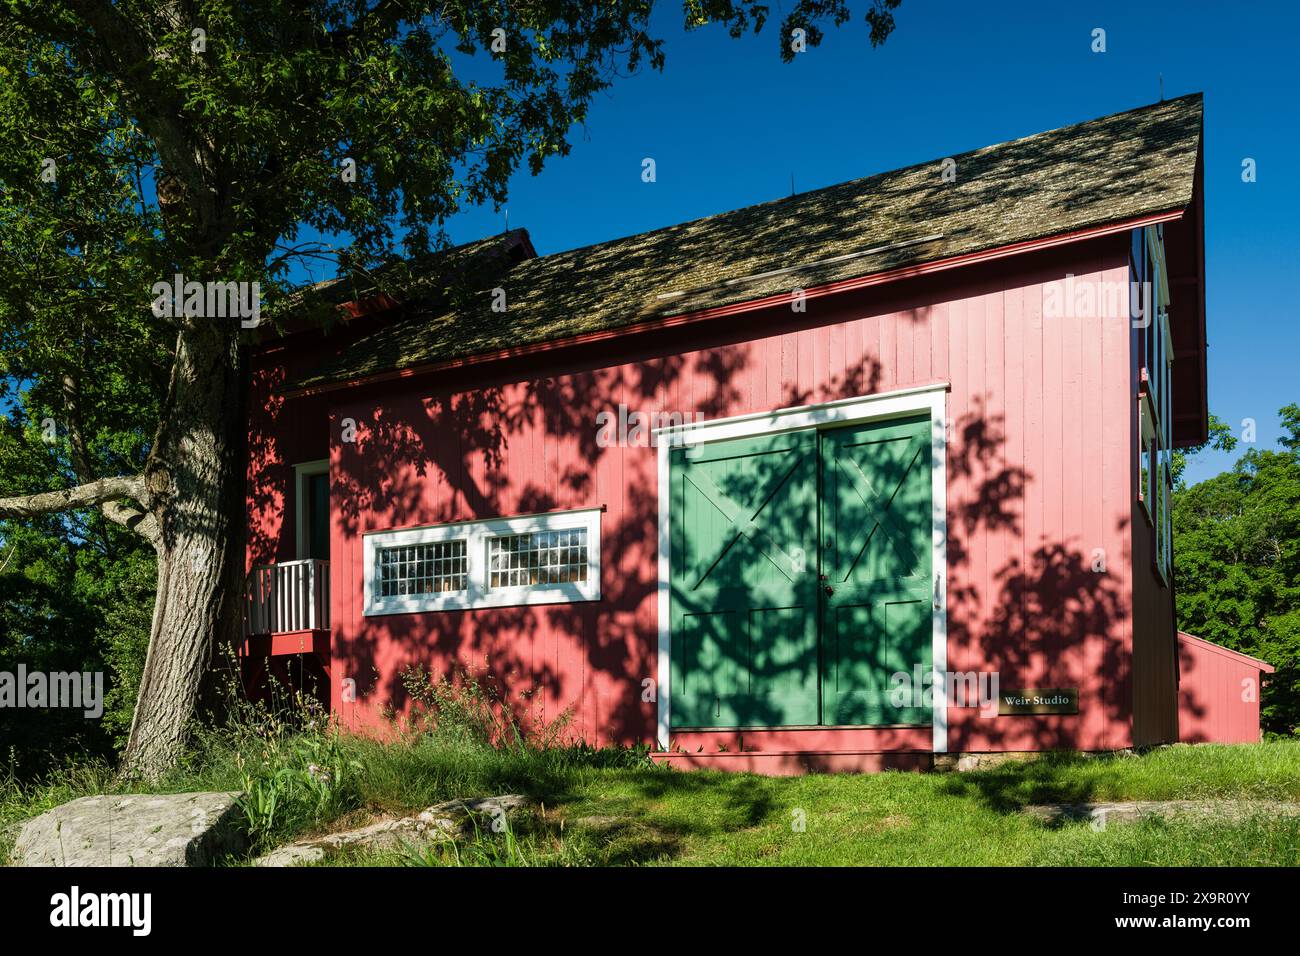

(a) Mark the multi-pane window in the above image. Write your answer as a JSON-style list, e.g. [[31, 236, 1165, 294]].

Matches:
[[364, 508, 601, 615], [488, 528, 589, 588], [376, 541, 467, 597]]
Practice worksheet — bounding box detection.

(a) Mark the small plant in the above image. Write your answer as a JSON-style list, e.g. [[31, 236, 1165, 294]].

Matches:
[[400, 814, 532, 867], [229, 696, 363, 849], [397, 663, 573, 749]]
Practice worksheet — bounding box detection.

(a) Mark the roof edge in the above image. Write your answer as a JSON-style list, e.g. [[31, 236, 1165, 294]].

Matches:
[[1178, 631, 1275, 673], [282, 206, 1187, 399]]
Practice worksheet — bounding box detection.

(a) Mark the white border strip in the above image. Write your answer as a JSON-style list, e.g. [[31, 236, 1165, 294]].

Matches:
[[929, 392, 949, 753], [655, 381, 949, 753], [656, 442, 672, 750]]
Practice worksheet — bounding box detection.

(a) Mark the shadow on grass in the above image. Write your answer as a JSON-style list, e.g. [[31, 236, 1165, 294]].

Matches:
[[538, 753, 1122, 861], [546, 767, 783, 864], [933, 752, 1121, 819]]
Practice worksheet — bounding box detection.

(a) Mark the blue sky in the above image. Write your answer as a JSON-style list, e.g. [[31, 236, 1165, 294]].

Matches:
[[382, 0, 1298, 487]]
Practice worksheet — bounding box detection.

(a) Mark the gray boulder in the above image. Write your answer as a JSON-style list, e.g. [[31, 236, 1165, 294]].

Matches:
[[11, 792, 248, 867]]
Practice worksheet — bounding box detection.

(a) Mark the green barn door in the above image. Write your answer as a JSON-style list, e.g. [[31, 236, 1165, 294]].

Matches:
[[819, 415, 933, 726], [669, 431, 820, 727]]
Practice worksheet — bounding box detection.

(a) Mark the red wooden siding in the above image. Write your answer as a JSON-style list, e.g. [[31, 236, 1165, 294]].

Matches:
[[247, 329, 375, 570], [1177, 632, 1272, 744], [238, 235, 1153, 754]]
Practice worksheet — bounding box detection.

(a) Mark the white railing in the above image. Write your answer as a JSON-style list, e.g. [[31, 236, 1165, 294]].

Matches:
[[245, 559, 330, 635]]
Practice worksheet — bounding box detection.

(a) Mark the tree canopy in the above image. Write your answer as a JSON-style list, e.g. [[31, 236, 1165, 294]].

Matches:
[[1174, 405, 1300, 735], [0, 1, 902, 776]]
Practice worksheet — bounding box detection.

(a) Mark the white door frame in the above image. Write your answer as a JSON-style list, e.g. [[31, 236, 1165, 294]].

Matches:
[[653, 381, 950, 753], [293, 459, 330, 560]]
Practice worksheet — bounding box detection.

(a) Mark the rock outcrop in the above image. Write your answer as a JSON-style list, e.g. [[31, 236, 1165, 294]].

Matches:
[[12, 792, 247, 867], [254, 794, 527, 866]]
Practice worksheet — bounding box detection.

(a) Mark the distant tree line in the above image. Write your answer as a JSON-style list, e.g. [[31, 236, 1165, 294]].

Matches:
[[1173, 405, 1300, 736]]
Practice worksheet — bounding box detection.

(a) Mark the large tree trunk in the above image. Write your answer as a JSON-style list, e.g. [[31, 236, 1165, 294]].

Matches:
[[120, 322, 245, 780]]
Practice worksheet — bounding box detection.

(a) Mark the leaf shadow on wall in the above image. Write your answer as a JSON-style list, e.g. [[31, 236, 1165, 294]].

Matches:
[[327, 311, 891, 746]]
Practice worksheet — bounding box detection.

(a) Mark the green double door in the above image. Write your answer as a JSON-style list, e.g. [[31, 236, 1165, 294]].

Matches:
[[669, 415, 933, 728]]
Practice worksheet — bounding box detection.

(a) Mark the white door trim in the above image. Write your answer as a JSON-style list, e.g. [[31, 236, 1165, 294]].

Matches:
[[653, 381, 950, 753], [293, 459, 330, 560]]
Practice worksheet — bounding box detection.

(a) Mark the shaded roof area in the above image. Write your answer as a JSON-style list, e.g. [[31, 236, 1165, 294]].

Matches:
[[265, 228, 536, 333], [292, 93, 1203, 391]]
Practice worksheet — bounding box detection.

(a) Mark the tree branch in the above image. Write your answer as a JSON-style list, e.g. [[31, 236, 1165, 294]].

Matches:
[[60, 369, 163, 547], [0, 476, 149, 521]]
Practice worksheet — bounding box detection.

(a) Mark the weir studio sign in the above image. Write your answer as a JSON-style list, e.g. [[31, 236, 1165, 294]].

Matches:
[[998, 688, 1080, 716]]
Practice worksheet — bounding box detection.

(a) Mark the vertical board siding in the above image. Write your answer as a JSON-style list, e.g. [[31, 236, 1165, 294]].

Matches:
[[1002, 285, 1026, 723], [1021, 282, 1044, 692], [250, 239, 1147, 753], [1177, 634, 1266, 744], [1102, 264, 1135, 749]]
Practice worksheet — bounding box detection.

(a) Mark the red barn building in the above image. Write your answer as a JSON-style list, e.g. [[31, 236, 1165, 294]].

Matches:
[[243, 94, 1219, 772]]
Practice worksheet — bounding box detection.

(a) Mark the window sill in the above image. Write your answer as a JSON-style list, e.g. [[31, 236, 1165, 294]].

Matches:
[[366, 585, 599, 616]]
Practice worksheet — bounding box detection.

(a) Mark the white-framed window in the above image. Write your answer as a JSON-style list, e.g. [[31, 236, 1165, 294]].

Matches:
[[377, 539, 468, 597], [363, 507, 601, 615]]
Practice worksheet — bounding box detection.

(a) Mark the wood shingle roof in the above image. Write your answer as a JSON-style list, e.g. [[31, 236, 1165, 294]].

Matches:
[[292, 93, 1203, 391]]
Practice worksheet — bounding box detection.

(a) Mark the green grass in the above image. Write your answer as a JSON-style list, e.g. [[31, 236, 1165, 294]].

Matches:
[[507, 743, 1300, 866], [6, 736, 1300, 867]]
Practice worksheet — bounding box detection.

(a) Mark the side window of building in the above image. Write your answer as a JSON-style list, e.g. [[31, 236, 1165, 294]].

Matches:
[[363, 507, 602, 615], [1136, 226, 1174, 585], [1131, 228, 1149, 369], [1139, 395, 1156, 524]]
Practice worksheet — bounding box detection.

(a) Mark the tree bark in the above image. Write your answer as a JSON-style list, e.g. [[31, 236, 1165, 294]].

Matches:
[[119, 321, 245, 780], [6, 2, 256, 781]]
